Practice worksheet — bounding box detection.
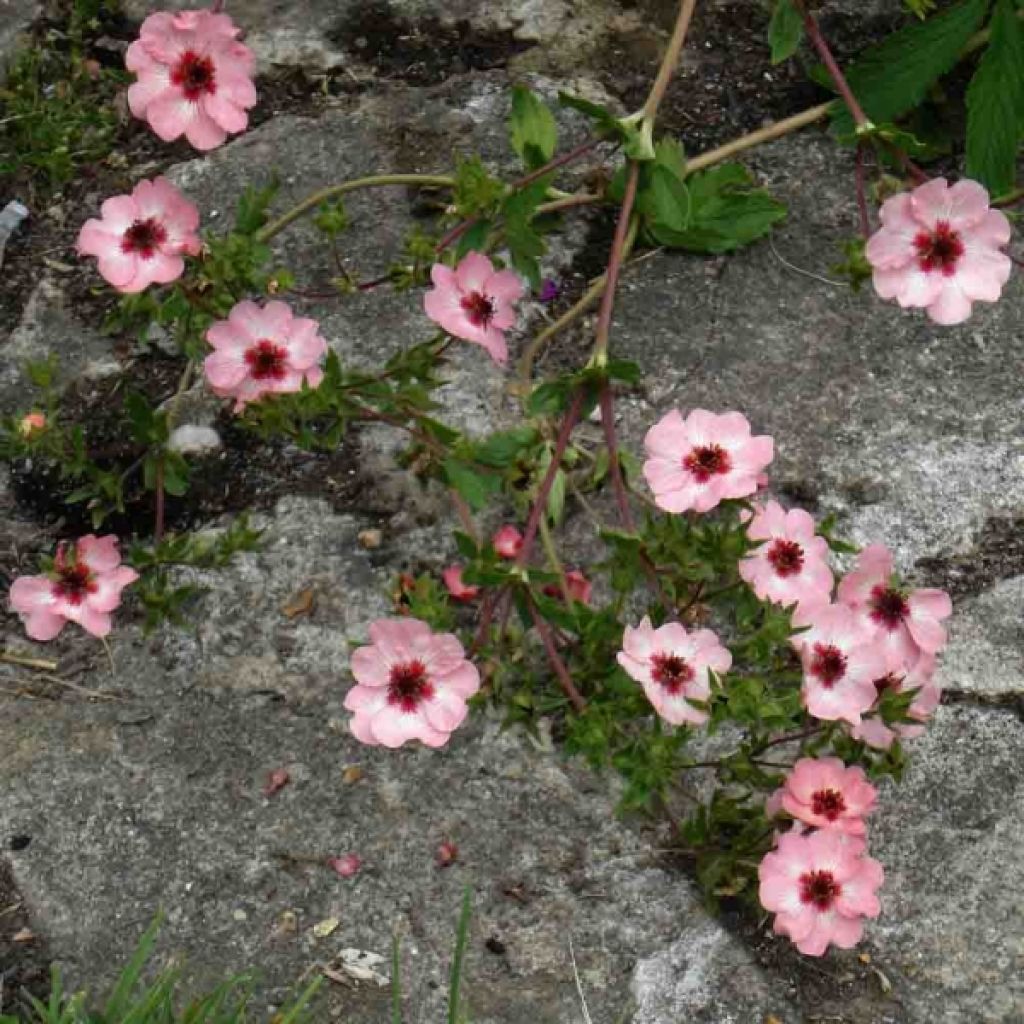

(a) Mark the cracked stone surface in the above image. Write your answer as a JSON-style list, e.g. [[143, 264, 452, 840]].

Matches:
[[0, 0, 37, 70], [3, 0, 1024, 1021]]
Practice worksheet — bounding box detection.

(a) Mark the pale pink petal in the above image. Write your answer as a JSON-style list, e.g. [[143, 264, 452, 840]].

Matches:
[[455, 251, 495, 294]]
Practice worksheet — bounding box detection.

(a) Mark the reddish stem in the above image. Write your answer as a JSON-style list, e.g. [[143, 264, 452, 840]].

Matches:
[[435, 136, 604, 254], [592, 163, 640, 359], [527, 598, 586, 712], [793, 0, 869, 128]]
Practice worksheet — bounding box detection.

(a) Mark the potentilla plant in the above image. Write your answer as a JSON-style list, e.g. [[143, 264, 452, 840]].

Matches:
[[4, 0, 1021, 958]]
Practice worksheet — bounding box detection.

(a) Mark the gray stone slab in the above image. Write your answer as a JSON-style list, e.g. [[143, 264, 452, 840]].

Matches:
[[0, 0, 36, 73], [868, 705, 1024, 1024]]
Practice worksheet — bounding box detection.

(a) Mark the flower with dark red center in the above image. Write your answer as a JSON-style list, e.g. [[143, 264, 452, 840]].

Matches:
[[345, 618, 480, 748], [618, 616, 731, 726], [244, 340, 289, 381], [683, 443, 731, 483], [792, 604, 883, 725], [650, 652, 695, 694], [423, 252, 524, 365], [772, 757, 877, 836], [9, 534, 138, 641], [77, 177, 200, 293], [739, 502, 832, 614], [643, 409, 773, 515], [126, 10, 256, 150], [852, 647, 941, 750], [838, 543, 952, 667], [120, 217, 168, 258], [913, 221, 964, 275], [865, 177, 1012, 325], [171, 50, 216, 101], [205, 300, 328, 412], [759, 828, 883, 956]]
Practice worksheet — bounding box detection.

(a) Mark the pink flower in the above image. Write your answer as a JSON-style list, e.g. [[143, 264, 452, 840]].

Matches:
[[793, 604, 885, 726], [617, 615, 731, 726], [423, 252, 523, 365], [126, 9, 256, 150], [435, 839, 459, 868], [851, 649, 940, 750], [327, 853, 362, 878], [204, 300, 328, 412], [77, 177, 201, 293], [642, 409, 774, 515], [739, 501, 833, 614], [442, 565, 480, 602], [9, 535, 138, 641], [758, 827, 883, 956], [492, 525, 523, 560], [837, 543, 952, 667], [772, 757, 877, 836], [542, 568, 592, 605], [345, 617, 480, 748], [18, 412, 46, 438], [865, 178, 1012, 326]]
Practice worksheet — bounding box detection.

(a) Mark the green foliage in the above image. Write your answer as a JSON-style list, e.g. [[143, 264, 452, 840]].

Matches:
[[508, 86, 558, 169], [966, 0, 1024, 194], [768, 0, 804, 64], [832, 237, 873, 291], [313, 198, 350, 238], [447, 889, 473, 1024], [829, 0, 992, 136], [452, 156, 506, 220], [501, 178, 549, 286], [17, 913, 320, 1023], [234, 179, 280, 235], [0, 46, 123, 196]]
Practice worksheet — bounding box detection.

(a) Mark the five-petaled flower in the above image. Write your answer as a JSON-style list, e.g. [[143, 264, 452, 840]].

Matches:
[[77, 177, 201, 293], [126, 9, 257, 150], [771, 757, 878, 836], [851, 648, 940, 750], [837, 543, 951, 669], [9, 535, 138, 641], [739, 501, 833, 614], [865, 178, 1012, 326], [643, 409, 774, 515], [618, 616, 731, 726], [204, 300, 328, 411], [792, 604, 885, 726], [345, 617, 480, 748], [759, 827, 884, 956], [423, 252, 523, 365]]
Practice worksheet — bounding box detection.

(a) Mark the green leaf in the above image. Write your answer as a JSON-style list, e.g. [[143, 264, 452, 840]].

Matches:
[[442, 458, 500, 512], [509, 86, 558, 169], [313, 198, 349, 238], [966, 0, 1024, 194], [472, 426, 538, 468], [654, 136, 688, 179], [455, 219, 491, 259], [651, 164, 786, 252], [235, 178, 280, 235], [769, 0, 804, 64], [557, 92, 623, 140], [639, 164, 691, 234], [503, 179, 549, 287], [453, 155, 505, 219], [830, 0, 992, 136]]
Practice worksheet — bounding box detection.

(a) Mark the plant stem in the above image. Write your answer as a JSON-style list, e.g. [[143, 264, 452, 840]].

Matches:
[[435, 137, 605, 254], [591, 167, 640, 363], [793, 0, 869, 128], [517, 389, 584, 567], [256, 174, 456, 244], [539, 517, 572, 605], [527, 598, 586, 711], [643, 0, 700, 120], [755, 724, 824, 753], [993, 185, 1024, 208], [154, 459, 165, 543], [0, 651, 58, 671], [687, 103, 832, 172], [855, 144, 870, 237]]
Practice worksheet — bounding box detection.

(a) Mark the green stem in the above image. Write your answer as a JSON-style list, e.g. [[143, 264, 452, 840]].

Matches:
[[642, 0, 700, 120], [256, 174, 456, 244]]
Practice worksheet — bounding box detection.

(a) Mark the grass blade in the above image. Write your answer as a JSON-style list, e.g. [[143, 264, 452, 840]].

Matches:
[[447, 888, 472, 1024]]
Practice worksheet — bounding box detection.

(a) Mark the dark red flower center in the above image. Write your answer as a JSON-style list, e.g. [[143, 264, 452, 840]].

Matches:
[[810, 643, 847, 687], [868, 584, 909, 631], [767, 539, 804, 577], [460, 290, 495, 328], [650, 652, 695, 695], [244, 340, 289, 380], [799, 869, 841, 910], [121, 218, 167, 259], [387, 659, 434, 711], [873, 671, 903, 697], [913, 220, 964, 276], [171, 50, 217, 101], [683, 444, 732, 483], [53, 562, 96, 605], [811, 787, 847, 821]]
